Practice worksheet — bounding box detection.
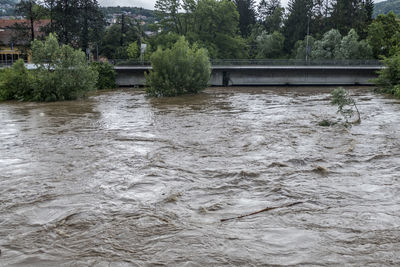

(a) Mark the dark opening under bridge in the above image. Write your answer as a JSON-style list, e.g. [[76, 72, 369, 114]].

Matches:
[[114, 59, 384, 87]]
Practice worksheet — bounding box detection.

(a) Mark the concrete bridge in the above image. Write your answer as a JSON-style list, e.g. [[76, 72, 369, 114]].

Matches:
[[114, 60, 383, 87]]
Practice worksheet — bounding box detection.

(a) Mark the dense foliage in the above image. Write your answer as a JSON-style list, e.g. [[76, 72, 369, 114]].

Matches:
[[375, 50, 400, 98], [91, 62, 116, 90], [367, 12, 400, 58], [294, 29, 372, 59], [145, 37, 211, 97], [0, 34, 98, 101], [0, 59, 35, 101]]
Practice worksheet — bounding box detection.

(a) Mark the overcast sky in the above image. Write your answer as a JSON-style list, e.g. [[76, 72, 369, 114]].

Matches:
[[98, 0, 287, 10]]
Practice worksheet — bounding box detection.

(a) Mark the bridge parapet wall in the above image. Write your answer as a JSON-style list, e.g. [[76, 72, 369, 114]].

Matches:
[[115, 65, 382, 87]]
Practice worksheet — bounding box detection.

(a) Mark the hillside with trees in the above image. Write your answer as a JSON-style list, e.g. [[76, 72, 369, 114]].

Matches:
[[374, 0, 400, 17], [0, 0, 18, 16]]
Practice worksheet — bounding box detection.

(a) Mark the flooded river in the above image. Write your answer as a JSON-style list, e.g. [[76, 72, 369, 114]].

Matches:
[[0, 87, 399, 266]]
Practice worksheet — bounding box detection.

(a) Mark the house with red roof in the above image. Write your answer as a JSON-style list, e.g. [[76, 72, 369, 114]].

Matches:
[[0, 19, 50, 64]]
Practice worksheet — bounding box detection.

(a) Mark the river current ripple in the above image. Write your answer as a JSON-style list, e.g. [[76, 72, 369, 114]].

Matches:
[[0, 87, 399, 266]]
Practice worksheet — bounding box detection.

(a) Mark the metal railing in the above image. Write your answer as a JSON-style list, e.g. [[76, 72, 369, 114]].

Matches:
[[211, 59, 382, 66], [111, 58, 383, 67]]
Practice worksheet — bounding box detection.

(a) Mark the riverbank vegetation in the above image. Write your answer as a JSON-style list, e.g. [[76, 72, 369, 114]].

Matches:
[[9, 0, 392, 61], [145, 37, 211, 97], [0, 34, 105, 101], [4, 0, 400, 99]]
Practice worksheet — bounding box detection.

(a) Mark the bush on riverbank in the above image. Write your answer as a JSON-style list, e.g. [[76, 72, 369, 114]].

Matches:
[[145, 37, 211, 97], [0, 60, 36, 101], [375, 50, 400, 98], [91, 62, 116, 90], [0, 34, 99, 102]]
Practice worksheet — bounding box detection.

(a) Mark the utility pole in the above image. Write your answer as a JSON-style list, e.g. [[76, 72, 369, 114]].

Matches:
[[305, 14, 310, 62]]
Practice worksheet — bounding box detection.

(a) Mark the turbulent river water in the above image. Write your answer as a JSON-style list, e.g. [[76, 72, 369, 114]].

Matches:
[[0, 87, 399, 266]]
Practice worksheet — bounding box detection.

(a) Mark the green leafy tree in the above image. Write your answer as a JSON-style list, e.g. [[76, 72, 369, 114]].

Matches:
[[189, 0, 247, 59], [255, 31, 285, 58], [0, 59, 35, 101], [31, 33, 98, 101], [145, 36, 211, 97], [335, 29, 373, 59], [100, 17, 141, 59], [293, 35, 315, 59], [148, 32, 182, 51], [91, 62, 116, 90], [375, 50, 400, 97], [311, 29, 342, 59], [127, 41, 140, 59], [331, 87, 360, 124], [367, 12, 400, 58], [154, 0, 186, 34]]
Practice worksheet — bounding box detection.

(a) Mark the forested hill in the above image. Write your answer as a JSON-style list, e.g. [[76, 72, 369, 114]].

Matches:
[[374, 0, 400, 17], [0, 0, 18, 16], [100, 6, 154, 18]]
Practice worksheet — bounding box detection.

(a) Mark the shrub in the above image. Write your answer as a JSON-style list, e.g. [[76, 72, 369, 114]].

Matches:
[[145, 36, 211, 97], [0, 34, 99, 102], [375, 50, 400, 98], [0, 59, 35, 101], [91, 62, 116, 89]]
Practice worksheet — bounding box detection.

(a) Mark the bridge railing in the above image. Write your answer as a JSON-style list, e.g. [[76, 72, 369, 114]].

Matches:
[[111, 59, 383, 67], [211, 59, 382, 66]]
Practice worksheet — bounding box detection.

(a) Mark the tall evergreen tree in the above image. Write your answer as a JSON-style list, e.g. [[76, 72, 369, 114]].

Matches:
[[330, 0, 366, 35], [233, 0, 256, 37], [258, 0, 284, 33], [14, 0, 44, 42], [283, 0, 313, 53]]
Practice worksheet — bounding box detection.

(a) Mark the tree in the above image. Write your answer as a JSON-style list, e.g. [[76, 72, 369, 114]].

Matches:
[[31, 33, 98, 101], [78, 0, 105, 52], [330, 0, 371, 35], [311, 29, 342, 59], [13, 0, 46, 47], [310, 0, 332, 37], [154, 0, 185, 34], [0, 59, 35, 101], [374, 50, 400, 98], [258, 0, 284, 33], [127, 41, 140, 59], [293, 35, 315, 59], [335, 29, 372, 59], [145, 36, 211, 97], [283, 0, 313, 53], [189, 0, 247, 59], [47, 0, 105, 51], [331, 87, 360, 124], [234, 0, 257, 37], [367, 12, 400, 58], [255, 31, 285, 58], [100, 16, 141, 59]]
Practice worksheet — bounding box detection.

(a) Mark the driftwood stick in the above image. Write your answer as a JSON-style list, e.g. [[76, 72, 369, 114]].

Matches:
[[220, 201, 304, 222]]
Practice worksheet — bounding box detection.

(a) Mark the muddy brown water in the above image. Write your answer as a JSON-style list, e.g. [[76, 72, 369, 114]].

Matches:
[[0, 87, 399, 266]]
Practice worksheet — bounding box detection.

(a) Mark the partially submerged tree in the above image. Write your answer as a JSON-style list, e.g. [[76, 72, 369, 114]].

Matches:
[[145, 36, 211, 97], [330, 87, 361, 124]]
